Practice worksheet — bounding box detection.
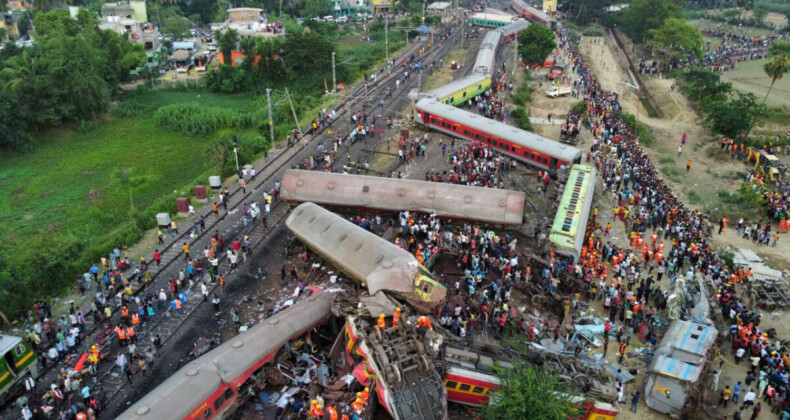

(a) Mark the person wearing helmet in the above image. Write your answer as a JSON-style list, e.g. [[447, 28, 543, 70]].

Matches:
[[308, 399, 323, 418], [377, 314, 386, 330], [393, 308, 402, 328]]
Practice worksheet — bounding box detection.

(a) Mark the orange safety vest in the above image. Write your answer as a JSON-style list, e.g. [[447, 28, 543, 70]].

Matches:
[[117, 328, 127, 340], [126, 326, 136, 338], [377, 316, 386, 329], [327, 407, 338, 420], [121, 307, 129, 317], [392, 312, 401, 328], [131, 314, 140, 325]]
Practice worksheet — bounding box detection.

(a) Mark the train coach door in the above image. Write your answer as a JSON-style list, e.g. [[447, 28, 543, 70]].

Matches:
[[550, 157, 558, 170]]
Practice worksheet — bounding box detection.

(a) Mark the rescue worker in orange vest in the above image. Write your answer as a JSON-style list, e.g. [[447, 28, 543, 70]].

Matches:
[[417, 316, 432, 330], [342, 415, 350, 420], [91, 345, 100, 364], [619, 340, 628, 363], [326, 406, 338, 420], [308, 399, 323, 418], [131, 313, 140, 326], [121, 306, 130, 323], [361, 387, 370, 403], [76, 412, 87, 420], [377, 314, 386, 330], [116, 325, 127, 346], [392, 308, 402, 328], [351, 396, 364, 414], [126, 326, 136, 343]]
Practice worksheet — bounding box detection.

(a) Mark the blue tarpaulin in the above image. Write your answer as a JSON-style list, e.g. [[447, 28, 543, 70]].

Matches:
[[415, 25, 431, 34]]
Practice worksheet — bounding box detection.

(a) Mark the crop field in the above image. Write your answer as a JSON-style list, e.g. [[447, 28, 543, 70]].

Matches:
[[720, 58, 790, 107]]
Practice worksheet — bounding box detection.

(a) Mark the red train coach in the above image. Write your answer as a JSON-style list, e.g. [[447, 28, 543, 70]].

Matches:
[[414, 98, 582, 173]]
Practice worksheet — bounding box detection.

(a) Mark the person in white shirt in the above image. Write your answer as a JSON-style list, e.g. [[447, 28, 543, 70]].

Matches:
[[742, 389, 756, 407], [21, 404, 32, 420]]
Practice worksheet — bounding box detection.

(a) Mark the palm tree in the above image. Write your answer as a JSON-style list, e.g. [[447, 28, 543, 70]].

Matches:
[[762, 41, 790, 104], [0, 50, 34, 93]]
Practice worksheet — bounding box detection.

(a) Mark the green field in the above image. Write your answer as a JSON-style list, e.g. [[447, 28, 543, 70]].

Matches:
[[0, 90, 264, 312], [720, 58, 790, 107], [0, 91, 262, 245]]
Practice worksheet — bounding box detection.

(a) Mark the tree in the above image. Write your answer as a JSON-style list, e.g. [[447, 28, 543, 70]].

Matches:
[[216, 28, 239, 66], [704, 92, 768, 138], [762, 41, 790, 104], [736, 0, 755, 21], [564, 0, 609, 26], [681, 66, 732, 105], [620, 0, 683, 43], [161, 16, 192, 41], [752, 6, 768, 24], [648, 18, 704, 63], [517, 24, 556, 65], [485, 363, 581, 420], [302, 0, 331, 18]]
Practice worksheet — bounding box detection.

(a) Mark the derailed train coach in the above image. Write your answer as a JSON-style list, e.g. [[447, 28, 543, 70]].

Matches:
[[644, 320, 717, 417], [280, 169, 526, 226], [117, 289, 337, 420], [286, 202, 447, 313]]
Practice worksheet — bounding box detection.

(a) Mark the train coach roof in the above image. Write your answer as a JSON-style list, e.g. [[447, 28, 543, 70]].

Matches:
[[470, 12, 515, 23], [281, 169, 525, 225], [425, 73, 490, 100], [498, 19, 529, 37], [286, 202, 420, 298], [117, 291, 337, 420], [415, 98, 582, 162]]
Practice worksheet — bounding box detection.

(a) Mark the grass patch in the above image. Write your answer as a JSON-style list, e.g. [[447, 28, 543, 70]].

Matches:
[[687, 190, 703, 205], [662, 166, 682, 182], [512, 81, 533, 105], [658, 157, 675, 165], [621, 112, 656, 147]]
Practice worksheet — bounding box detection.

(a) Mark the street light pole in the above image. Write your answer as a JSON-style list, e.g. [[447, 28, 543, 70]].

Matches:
[[233, 135, 240, 172], [385, 19, 389, 62], [266, 88, 275, 147], [332, 52, 337, 96]]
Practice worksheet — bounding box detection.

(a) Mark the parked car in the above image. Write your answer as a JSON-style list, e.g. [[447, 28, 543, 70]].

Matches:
[[337, 15, 349, 23]]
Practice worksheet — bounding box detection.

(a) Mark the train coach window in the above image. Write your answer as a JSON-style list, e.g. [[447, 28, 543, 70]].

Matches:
[[446, 381, 458, 389], [473, 386, 485, 394], [463, 130, 473, 137], [202, 408, 213, 419], [498, 142, 507, 149], [475, 134, 484, 141], [459, 384, 472, 392]]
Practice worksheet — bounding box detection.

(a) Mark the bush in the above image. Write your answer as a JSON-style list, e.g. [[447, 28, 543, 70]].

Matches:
[[621, 112, 656, 147], [570, 100, 586, 115], [582, 26, 604, 37], [115, 100, 155, 117], [511, 106, 533, 131], [154, 104, 255, 136], [512, 82, 532, 105]]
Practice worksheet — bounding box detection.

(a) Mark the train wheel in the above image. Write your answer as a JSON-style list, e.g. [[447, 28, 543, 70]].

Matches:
[[418, 354, 431, 373], [387, 366, 402, 384]]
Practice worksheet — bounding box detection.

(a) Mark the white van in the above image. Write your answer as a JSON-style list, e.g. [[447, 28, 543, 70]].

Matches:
[[337, 15, 349, 23], [323, 15, 335, 22]]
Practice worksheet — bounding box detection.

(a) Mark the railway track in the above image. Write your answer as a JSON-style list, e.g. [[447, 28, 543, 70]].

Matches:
[[0, 24, 464, 419]]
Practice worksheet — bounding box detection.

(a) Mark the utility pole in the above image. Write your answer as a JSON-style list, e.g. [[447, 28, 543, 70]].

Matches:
[[422, 0, 426, 23], [332, 52, 337, 96], [232, 135, 240, 172], [266, 88, 275, 147], [385, 19, 389, 62], [284, 88, 302, 136]]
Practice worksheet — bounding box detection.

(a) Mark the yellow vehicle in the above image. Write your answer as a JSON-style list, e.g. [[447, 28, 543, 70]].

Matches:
[[746, 147, 781, 182]]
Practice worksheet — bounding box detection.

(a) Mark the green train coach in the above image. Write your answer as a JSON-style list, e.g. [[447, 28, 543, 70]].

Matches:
[[470, 13, 516, 28], [0, 335, 38, 404]]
